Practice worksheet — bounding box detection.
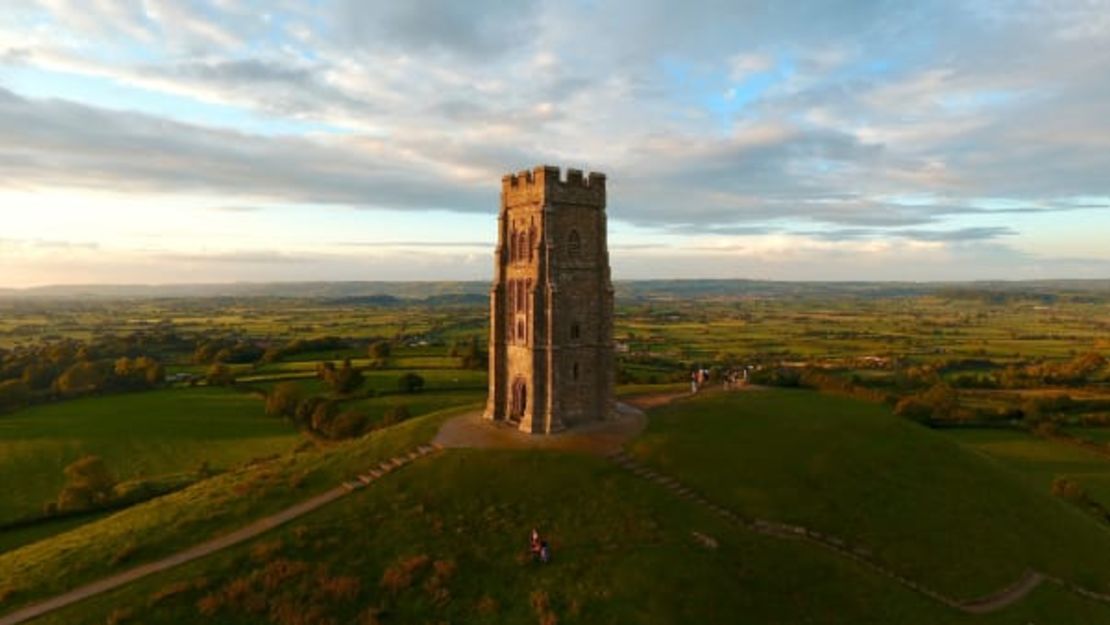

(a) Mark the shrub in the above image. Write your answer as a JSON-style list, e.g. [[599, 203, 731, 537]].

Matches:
[[149, 581, 194, 606], [397, 372, 425, 394], [106, 607, 134, 625], [206, 364, 236, 386], [381, 405, 412, 427], [369, 341, 392, 359], [0, 378, 30, 413], [328, 410, 369, 439], [317, 359, 365, 394], [317, 574, 361, 602], [266, 382, 303, 418], [380, 554, 430, 594], [196, 593, 223, 617], [56, 455, 116, 512]]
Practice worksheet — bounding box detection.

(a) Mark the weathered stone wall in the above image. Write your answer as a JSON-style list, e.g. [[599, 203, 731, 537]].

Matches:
[[483, 165, 614, 433]]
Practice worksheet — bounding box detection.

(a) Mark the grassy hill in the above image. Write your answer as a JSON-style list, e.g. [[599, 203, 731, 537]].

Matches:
[[630, 389, 1110, 598], [0, 387, 301, 528], [6, 390, 1110, 623], [0, 405, 471, 612]]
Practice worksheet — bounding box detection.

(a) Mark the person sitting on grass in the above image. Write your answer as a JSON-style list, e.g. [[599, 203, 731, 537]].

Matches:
[[530, 528, 542, 561]]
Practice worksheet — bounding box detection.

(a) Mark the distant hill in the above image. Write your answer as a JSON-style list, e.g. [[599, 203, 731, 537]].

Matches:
[[2, 279, 1108, 302]]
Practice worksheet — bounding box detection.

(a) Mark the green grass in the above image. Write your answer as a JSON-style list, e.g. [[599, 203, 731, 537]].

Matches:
[[945, 428, 1110, 515], [0, 387, 301, 526], [27, 449, 1098, 625], [0, 405, 473, 612], [341, 389, 486, 425], [629, 389, 1110, 598]]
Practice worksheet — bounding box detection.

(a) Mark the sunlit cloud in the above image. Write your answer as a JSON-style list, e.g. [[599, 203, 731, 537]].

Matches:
[[0, 0, 1108, 286]]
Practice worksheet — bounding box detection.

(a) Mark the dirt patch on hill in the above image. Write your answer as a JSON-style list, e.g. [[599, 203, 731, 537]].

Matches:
[[433, 403, 649, 455]]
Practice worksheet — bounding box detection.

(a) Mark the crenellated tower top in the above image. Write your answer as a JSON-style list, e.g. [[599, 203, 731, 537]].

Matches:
[[501, 165, 606, 209]]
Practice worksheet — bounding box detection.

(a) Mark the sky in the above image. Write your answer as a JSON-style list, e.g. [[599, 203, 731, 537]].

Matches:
[[1, 0, 1109, 287]]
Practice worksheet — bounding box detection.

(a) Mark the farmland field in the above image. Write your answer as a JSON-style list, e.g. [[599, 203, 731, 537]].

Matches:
[[0, 387, 301, 527], [0, 281, 1108, 623]]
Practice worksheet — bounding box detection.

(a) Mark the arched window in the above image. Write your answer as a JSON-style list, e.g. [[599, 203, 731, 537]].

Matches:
[[568, 230, 582, 259], [570, 322, 580, 340], [517, 319, 526, 343], [528, 227, 536, 262]]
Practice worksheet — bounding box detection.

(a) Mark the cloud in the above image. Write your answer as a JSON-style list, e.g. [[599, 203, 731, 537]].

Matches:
[[0, 0, 1108, 284], [336, 241, 490, 248], [0, 86, 492, 212], [155, 251, 316, 264]]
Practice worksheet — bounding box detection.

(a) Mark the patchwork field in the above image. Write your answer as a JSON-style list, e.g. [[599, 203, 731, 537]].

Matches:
[[0, 387, 300, 528], [0, 283, 1107, 623]]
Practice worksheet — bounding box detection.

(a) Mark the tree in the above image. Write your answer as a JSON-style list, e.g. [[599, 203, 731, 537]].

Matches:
[[140, 357, 166, 387], [397, 372, 425, 394], [459, 337, 487, 370], [894, 396, 933, 424], [294, 396, 328, 428], [266, 382, 303, 418], [54, 361, 109, 396], [327, 410, 369, 439], [56, 455, 116, 512], [317, 359, 365, 394], [21, 363, 56, 390], [381, 404, 412, 426], [206, 364, 236, 386], [920, 382, 959, 420], [369, 341, 392, 359], [0, 379, 30, 413], [311, 400, 337, 433]]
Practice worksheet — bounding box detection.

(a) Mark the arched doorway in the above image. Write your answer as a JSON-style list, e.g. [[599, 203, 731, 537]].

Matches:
[[510, 377, 527, 422]]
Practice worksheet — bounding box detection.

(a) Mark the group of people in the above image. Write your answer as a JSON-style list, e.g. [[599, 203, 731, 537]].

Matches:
[[691, 366, 751, 392], [690, 368, 711, 393], [723, 368, 750, 390], [530, 528, 551, 564]]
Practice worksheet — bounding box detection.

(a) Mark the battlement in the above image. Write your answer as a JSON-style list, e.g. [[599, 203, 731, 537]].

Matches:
[[501, 165, 606, 208]]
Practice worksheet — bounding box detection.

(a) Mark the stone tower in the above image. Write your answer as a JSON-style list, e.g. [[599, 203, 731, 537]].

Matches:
[[483, 165, 615, 434]]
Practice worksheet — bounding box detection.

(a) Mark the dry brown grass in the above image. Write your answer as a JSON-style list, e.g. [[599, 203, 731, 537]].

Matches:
[[249, 538, 284, 561], [530, 589, 558, 625], [380, 554, 430, 594], [104, 607, 134, 625]]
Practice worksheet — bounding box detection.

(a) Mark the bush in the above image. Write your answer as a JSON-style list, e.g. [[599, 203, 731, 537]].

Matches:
[[0, 378, 30, 413], [894, 397, 933, 424], [369, 341, 392, 359], [206, 364, 236, 386], [758, 367, 801, 387], [327, 410, 369, 439], [381, 405, 412, 427], [397, 373, 425, 394], [317, 359, 365, 394], [380, 555, 430, 594], [56, 455, 116, 512], [266, 382, 303, 418]]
